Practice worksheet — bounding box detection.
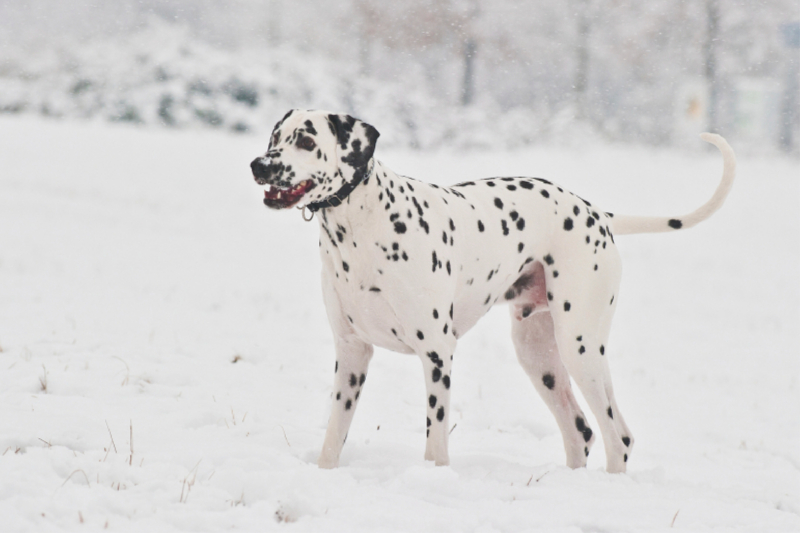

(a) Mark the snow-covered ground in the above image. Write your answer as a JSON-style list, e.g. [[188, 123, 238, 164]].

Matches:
[[0, 116, 798, 532]]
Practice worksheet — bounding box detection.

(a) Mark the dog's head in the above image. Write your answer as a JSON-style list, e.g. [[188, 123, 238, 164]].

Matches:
[[250, 109, 380, 210]]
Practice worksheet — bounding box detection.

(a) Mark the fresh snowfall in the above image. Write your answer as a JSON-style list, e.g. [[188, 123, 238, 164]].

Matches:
[[0, 116, 798, 532]]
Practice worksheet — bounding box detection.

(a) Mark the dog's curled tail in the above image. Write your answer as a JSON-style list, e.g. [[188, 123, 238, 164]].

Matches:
[[609, 133, 736, 236]]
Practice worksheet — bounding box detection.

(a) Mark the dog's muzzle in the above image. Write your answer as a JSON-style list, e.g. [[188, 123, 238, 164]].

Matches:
[[251, 156, 316, 210]]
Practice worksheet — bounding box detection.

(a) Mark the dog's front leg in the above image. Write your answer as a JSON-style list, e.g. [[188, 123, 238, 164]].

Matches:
[[318, 333, 373, 469], [418, 338, 456, 466], [317, 267, 373, 469]]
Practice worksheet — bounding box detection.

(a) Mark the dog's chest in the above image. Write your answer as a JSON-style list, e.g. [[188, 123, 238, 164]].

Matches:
[[318, 214, 418, 353]]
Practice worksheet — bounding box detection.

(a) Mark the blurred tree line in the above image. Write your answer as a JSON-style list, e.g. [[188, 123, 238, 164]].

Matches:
[[0, 0, 797, 149]]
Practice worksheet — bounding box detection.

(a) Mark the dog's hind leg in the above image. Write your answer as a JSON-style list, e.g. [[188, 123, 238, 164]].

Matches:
[[510, 307, 595, 468], [546, 250, 634, 473], [552, 318, 633, 473]]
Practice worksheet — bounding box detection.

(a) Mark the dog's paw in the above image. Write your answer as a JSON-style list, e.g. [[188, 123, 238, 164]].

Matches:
[[318, 454, 340, 469], [424, 448, 450, 466]]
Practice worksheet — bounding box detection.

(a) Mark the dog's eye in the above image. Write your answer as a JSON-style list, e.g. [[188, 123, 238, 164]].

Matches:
[[297, 136, 316, 151]]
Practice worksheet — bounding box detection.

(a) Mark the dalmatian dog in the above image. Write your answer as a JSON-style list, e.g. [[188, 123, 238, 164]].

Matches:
[[250, 109, 736, 473]]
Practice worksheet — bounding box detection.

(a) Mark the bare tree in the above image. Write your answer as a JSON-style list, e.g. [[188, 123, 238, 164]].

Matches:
[[461, 37, 477, 105], [704, 0, 720, 133], [574, 0, 591, 119]]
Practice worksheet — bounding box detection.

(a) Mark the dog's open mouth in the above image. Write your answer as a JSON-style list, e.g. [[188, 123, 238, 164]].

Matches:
[[263, 180, 316, 209]]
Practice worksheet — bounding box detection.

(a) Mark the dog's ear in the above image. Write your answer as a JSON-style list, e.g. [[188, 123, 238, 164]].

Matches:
[[327, 113, 380, 183]]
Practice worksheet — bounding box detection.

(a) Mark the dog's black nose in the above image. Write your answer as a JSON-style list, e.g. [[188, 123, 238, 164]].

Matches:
[[251, 158, 270, 182]]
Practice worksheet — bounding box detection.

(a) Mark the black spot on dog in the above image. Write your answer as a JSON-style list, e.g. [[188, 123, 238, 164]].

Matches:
[[419, 217, 430, 234], [563, 218, 574, 231], [622, 436, 631, 447], [429, 395, 437, 408], [349, 373, 357, 387], [345, 399, 352, 410], [394, 221, 406, 234], [417, 330, 424, 340], [607, 406, 613, 419], [494, 198, 504, 209], [575, 416, 593, 442], [542, 373, 555, 390], [564, 301, 571, 312], [443, 375, 450, 389], [432, 367, 441, 382], [544, 254, 554, 265], [668, 219, 683, 229], [436, 406, 445, 422]]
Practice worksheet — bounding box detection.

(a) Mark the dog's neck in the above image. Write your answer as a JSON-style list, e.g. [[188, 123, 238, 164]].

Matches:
[[314, 158, 391, 234], [307, 159, 376, 213]]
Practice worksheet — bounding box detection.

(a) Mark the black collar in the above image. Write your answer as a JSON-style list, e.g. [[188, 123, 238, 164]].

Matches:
[[306, 160, 374, 213]]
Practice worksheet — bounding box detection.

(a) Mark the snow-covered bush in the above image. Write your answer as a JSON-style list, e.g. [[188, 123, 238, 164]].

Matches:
[[0, 21, 562, 149]]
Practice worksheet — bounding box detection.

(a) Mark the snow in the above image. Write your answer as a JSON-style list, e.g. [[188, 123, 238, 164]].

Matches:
[[0, 116, 798, 531]]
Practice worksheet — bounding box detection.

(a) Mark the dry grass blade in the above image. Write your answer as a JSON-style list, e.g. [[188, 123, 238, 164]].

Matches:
[[39, 364, 48, 393], [111, 356, 130, 386], [128, 420, 133, 466], [277, 425, 290, 447], [61, 469, 91, 487], [671, 510, 680, 527], [179, 459, 202, 503], [105, 420, 117, 453]]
